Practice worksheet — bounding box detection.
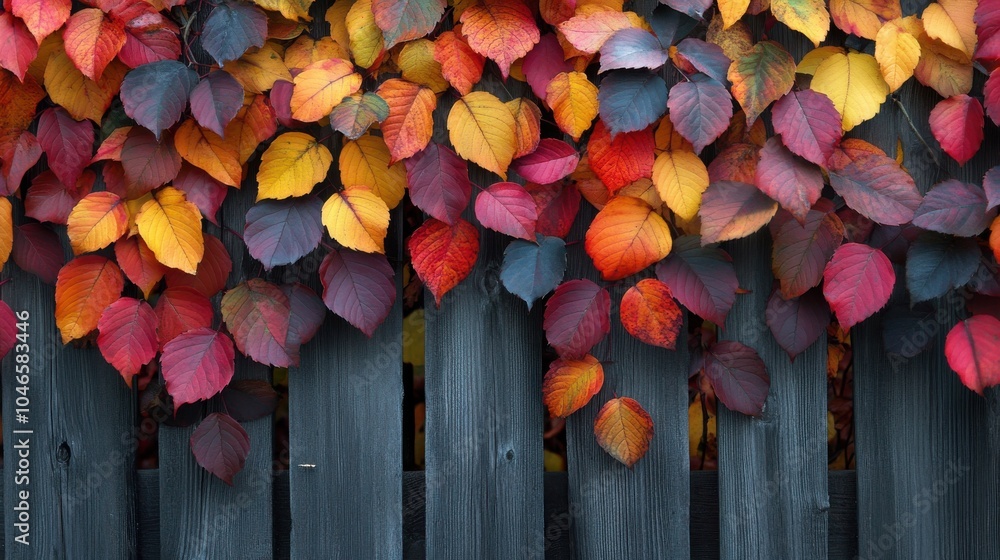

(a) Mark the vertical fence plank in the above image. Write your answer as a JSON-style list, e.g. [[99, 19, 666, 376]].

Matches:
[[853, 70, 1000, 559], [423, 73, 546, 558], [562, 206, 691, 560], [715, 232, 829, 559], [157, 185, 273, 559], [2, 200, 138, 557]]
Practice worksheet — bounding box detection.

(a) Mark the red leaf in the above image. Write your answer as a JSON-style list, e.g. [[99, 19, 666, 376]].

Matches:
[[121, 127, 181, 197], [24, 170, 94, 225], [37, 108, 95, 190], [543, 279, 611, 358], [699, 181, 778, 244], [459, 0, 539, 79], [0, 12, 38, 82], [115, 236, 167, 299], [221, 278, 293, 367], [667, 75, 733, 154], [828, 153, 922, 226], [190, 412, 248, 485], [173, 164, 228, 226], [164, 233, 232, 297], [754, 137, 824, 223], [524, 181, 580, 239], [587, 120, 654, 193], [64, 8, 126, 81], [912, 179, 995, 237], [474, 181, 537, 240], [771, 90, 842, 166], [119, 20, 182, 68], [190, 71, 245, 137], [985, 69, 1000, 126], [822, 243, 895, 328], [0, 301, 17, 361], [619, 278, 683, 349], [97, 297, 158, 382], [1, 130, 42, 196], [153, 286, 214, 348], [765, 288, 830, 360], [928, 94, 984, 166], [770, 201, 845, 299], [944, 315, 1000, 394], [705, 341, 770, 415], [542, 354, 604, 418], [655, 235, 739, 325], [708, 142, 758, 184], [404, 143, 471, 225], [320, 249, 396, 336], [408, 218, 479, 305], [10, 0, 71, 43], [523, 33, 572, 100], [511, 138, 579, 185], [12, 223, 65, 285]]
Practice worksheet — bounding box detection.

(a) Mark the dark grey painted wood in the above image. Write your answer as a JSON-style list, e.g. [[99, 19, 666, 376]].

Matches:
[[423, 73, 546, 558], [2, 199, 138, 558], [716, 231, 829, 559], [562, 205, 691, 560], [853, 67, 1000, 559], [157, 184, 273, 560]]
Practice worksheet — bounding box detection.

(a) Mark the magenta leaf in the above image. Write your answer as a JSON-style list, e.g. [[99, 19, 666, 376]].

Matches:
[[161, 327, 236, 411], [705, 340, 770, 415], [405, 143, 472, 225], [190, 412, 250, 485], [320, 249, 396, 336], [543, 279, 611, 358], [655, 235, 738, 325], [822, 243, 895, 328], [474, 181, 537, 240], [765, 288, 830, 360]]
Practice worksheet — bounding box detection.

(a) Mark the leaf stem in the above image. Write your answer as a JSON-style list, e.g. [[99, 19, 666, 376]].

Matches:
[[892, 95, 940, 170]]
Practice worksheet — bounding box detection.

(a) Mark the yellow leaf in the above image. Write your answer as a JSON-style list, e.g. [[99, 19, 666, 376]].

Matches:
[[707, 14, 755, 62], [325, 0, 353, 52], [922, 0, 976, 60], [810, 51, 889, 131], [770, 0, 830, 46], [797, 46, 845, 75], [223, 43, 292, 94], [44, 49, 126, 123], [0, 198, 11, 268], [251, 0, 312, 22], [447, 91, 517, 178], [321, 185, 390, 253], [67, 191, 129, 254], [256, 132, 333, 201], [136, 187, 205, 274], [174, 119, 242, 187], [284, 35, 351, 70], [126, 193, 153, 237], [875, 19, 920, 92], [652, 150, 709, 221], [654, 114, 694, 152], [545, 71, 599, 142], [340, 134, 406, 209], [397, 39, 449, 93], [719, 0, 751, 29], [347, 0, 385, 69], [290, 58, 362, 122]]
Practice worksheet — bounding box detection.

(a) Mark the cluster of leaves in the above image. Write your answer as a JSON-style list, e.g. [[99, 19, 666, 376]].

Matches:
[[1, 0, 999, 476]]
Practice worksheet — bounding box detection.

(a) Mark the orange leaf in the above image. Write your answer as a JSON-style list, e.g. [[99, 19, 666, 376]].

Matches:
[[63, 8, 126, 81], [290, 58, 362, 122], [377, 78, 436, 163], [407, 217, 479, 305], [322, 185, 390, 253], [584, 196, 672, 280], [11, 0, 70, 44], [174, 119, 242, 188], [44, 49, 126, 123], [67, 191, 129, 255], [0, 198, 11, 269], [459, 0, 539, 79], [593, 396, 654, 467], [433, 29, 485, 95], [991, 216, 1000, 264], [620, 278, 683, 349], [225, 94, 278, 164], [546, 71, 599, 141], [587, 120, 655, 193], [115, 236, 167, 299], [55, 255, 125, 344], [557, 9, 632, 54], [223, 43, 292, 94], [506, 98, 542, 159], [542, 355, 605, 418]]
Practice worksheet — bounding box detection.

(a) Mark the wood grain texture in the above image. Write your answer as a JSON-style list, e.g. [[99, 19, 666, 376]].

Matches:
[[852, 67, 1000, 559], [157, 183, 273, 560], [2, 198, 138, 558], [716, 231, 829, 560], [423, 72, 546, 558], [562, 205, 691, 560]]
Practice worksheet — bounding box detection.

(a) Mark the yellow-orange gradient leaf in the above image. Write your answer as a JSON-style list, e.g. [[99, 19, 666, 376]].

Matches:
[[321, 185, 390, 253], [136, 187, 205, 274]]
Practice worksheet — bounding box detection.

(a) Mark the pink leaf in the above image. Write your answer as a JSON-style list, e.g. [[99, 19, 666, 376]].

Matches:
[[474, 181, 538, 240], [822, 243, 895, 328], [945, 315, 1000, 395], [543, 279, 611, 358], [511, 138, 580, 184], [929, 94, 984, 165], [161, 328, 236, 411]]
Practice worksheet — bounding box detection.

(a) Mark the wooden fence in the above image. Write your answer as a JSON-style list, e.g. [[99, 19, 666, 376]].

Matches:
[[1, 0, 999, 557]]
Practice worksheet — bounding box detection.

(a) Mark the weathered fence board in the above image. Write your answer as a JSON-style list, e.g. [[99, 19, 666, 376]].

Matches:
[[2, 200, 138, 557], [563, 207, 691, 560], [716, 231, 829, 559], [157, 185, 273, 559]]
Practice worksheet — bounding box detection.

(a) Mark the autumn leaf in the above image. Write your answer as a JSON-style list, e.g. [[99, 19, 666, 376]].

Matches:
[[322, 185, 390, 253], [928, 94, 983, 165], [221, 278, 293, 366], [728, 41, 796, 125], [162, 328, 236, 409], [121, 60, 199, 139], [699, 181, 778, 244], [377, 78, 436, 164], [705, 341, 770, 414], [55, 255, 125, 344], [347, 0, 386, 69], [771, 90, 843, 167], [201, 1, 268, 66], [945, 315, 1000, 394], [620, 279, 683, 349], [830, 0, 901, 39], [339, 134, 407, 209], [557, 10, 632, 53], [667, 75, 734, 153], [154, 286, 215, 347], [593, 397, 654, 467], [64, 8, 126, 81], [11, 0, 70, 44], [67, 192, 129, 255], [405, 143, 472, 225], [875, 19, 921, 92], [585, 196, 672, 281], [500, 235, 567, 309], [597, 70, 668, 136], [136, 187, 205, 274], [330, 92, 390, 140], [408, 218, 480, 305], [546, 71, 600, 141], [543, 279, 611, 358], [245, 196, 324, 270], [434, 29, 486, 96], [459, 0, 539, 78], [755, 137, 824, 223], [587, 120, 655, 193], [810, 51, 889, 131], [507, 98, 542, 160], [115, 236, 167, 299], [770, 0, 830, 46], [823, 243, 895, 328], [652, 149, 709, 221], [398, 39, 448, 93], [256, 132, 333, 201], [0, 13, 39, 82], [542, 355, 604, 418], [448, 91, 517, 178], [97, 298, 158, 382], [474, 182, 538, 240], [372, 0, 446, 48], [190, 71, 245, 137], [190, 412, 248, 485], [290, 58, 362, 122]]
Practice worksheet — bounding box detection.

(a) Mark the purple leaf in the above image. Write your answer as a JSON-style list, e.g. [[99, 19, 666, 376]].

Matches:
[[705, 340, 770, 415], [543, 279, 611, 358], [190, 412, 250, 485], [190, 70, 245, 137], [320, 249, 396, 336], [244, 195, 323, 270]]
